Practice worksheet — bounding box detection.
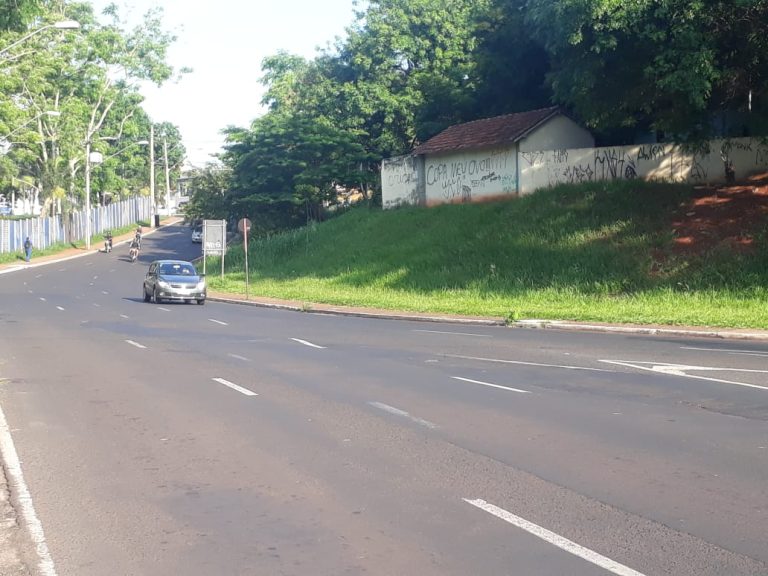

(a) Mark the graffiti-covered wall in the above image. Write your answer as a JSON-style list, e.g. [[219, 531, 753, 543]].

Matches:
[[381, 155, 425, 209], [519, 138, 768, 195], [424, 147, 518, 206]]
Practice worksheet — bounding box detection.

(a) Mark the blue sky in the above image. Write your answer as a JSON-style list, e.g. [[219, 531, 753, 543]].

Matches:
[[90, 0, 360, 166]]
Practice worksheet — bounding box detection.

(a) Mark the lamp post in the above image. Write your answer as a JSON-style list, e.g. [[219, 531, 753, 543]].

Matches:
[[0, 20, 80, 58], [149, 125, 156, 226], [84, 139, 149, 249]]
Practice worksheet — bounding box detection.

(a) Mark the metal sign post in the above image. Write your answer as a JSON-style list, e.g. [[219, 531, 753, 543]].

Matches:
[[203, 219, 227, 277], [238, 217, 252, 299]]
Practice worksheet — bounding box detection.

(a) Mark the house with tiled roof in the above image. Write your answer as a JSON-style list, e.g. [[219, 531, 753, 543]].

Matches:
[[381, 107, 594, 208]]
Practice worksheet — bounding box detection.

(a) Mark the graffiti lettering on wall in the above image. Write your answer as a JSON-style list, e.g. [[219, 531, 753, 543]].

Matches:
[[383, 158, 418, 187], [637, 144, 665, 161], [521, 149, 569, 167], [594, 148, 637, 180], [426, 148, 515, 201]]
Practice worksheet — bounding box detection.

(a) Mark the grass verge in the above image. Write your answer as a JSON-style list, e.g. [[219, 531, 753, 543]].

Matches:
[[208, 181, 764, 329]]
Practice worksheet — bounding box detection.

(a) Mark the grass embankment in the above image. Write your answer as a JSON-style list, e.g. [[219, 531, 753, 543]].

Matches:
[[0, 221, 148, 265], [207, 181, 768, 329]]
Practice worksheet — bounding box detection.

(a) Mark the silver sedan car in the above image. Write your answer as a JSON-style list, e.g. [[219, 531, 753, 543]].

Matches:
[[143, 259, 207, 305]]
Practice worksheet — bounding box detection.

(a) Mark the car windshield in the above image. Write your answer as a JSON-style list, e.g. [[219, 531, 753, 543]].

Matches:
[[159, 263, 196, 276]]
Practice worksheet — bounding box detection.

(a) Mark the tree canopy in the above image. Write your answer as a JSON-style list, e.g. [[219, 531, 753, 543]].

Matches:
[[0, 0, 185, 216]]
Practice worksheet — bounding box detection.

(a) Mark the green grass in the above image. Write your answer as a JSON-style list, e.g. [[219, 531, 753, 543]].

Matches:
[[0, 221, 148, 265], [186, 182, 766, 329]]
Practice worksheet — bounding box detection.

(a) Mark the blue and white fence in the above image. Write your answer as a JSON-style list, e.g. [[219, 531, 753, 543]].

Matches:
[[0, 196, 151, 254]]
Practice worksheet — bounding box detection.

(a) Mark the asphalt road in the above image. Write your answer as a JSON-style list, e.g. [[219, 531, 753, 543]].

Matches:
[[0, 224, 766, 576]]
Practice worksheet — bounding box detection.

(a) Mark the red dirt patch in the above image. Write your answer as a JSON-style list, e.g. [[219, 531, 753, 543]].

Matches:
[[670, 171, 768, 256]]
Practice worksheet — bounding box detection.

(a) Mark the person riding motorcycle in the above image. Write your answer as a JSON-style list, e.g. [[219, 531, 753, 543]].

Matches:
[[129, 238, 140, 262], [134, 227, 142, 250], [104, 231, 113, 253]]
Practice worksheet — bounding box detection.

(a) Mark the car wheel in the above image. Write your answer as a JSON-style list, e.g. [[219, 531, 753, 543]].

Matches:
[[196, 299, 205, 305], [143, 286, 150, 302], [153, 287, 161, 304]]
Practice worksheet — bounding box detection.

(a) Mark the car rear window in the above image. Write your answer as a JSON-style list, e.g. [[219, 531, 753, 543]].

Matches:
[[160, 263, 196, 275]]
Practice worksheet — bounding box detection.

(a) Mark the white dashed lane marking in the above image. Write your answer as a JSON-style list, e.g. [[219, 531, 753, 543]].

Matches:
[[291, 338, 326, 349], [368, 401, 436, 429], [452, 376, 530, 394], [228, 353, 251, 362], [157, 307, 170, 312], [209, 318, 228, 326], [56, 306, 65, 311], [212, 378, 258, 396], [464, 499, 646, 576], [126, 340, 146, 349]]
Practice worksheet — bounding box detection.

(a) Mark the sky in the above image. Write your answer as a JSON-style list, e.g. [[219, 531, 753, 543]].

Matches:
[[90, 0, 360, 167]]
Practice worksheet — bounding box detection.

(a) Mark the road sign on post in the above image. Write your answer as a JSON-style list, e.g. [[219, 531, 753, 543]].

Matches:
[[238, 218, 252, 299], [203, 219, 227, 277]]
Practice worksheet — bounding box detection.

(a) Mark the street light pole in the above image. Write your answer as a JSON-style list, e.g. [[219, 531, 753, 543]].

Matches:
[[163, 137, 171, 217], [84, 138, 92, 249], [149, 124, 155, 226]]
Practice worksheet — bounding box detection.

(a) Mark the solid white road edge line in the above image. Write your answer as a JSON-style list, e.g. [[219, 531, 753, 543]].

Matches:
[[212, 377, 258, 396], [291, 338, 326, 349], [681, 345, 768, 357], [445, 354, 615, 372], [464, 499, 646, 576], [368, 401, 437, 429], [208, 319, 228, 326], [413, 329, 492, 338], [452, 376, 530, 394], [0, 405, 58, 576], [125, 340, 146, 349]]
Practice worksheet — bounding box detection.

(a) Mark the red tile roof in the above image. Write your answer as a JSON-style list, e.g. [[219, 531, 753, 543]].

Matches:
[[413, 106, 561, 155]]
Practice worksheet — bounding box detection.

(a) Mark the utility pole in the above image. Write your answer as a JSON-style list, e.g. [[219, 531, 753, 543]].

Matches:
[[163, 138, 171, 216], [149, 124, 155, 226]]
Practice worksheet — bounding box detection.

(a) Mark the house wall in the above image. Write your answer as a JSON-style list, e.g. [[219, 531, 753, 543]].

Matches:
[[381, 155, 425, 208], [518, 137, 768, 195], [423, 146, 518, 206], [518, 115, 595, 153]]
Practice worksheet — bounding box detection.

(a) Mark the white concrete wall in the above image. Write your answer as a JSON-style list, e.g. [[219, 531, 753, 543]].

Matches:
[[381, 155, 423, 208], [519, 137, 768, 195], [424, 147, 518, 206], [518, 115, 594, 153]]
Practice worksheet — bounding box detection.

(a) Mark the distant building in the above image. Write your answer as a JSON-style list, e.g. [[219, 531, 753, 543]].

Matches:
[[382, 106, 594, 208]]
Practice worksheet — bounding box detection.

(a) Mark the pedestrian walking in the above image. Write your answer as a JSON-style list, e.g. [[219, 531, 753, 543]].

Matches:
[[23, 237, 32, 262]]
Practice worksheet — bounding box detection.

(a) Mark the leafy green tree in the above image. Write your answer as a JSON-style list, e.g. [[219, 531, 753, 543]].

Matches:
[[184, 164, 231, 224], [0, 0, 41, 32], [526, 0, 768, 139], [223, 113, 372, 233]]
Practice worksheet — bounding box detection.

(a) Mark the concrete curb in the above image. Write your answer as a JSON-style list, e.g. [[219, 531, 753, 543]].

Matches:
[[206, 296, 507, 326], [206, 296, 768, 340]]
